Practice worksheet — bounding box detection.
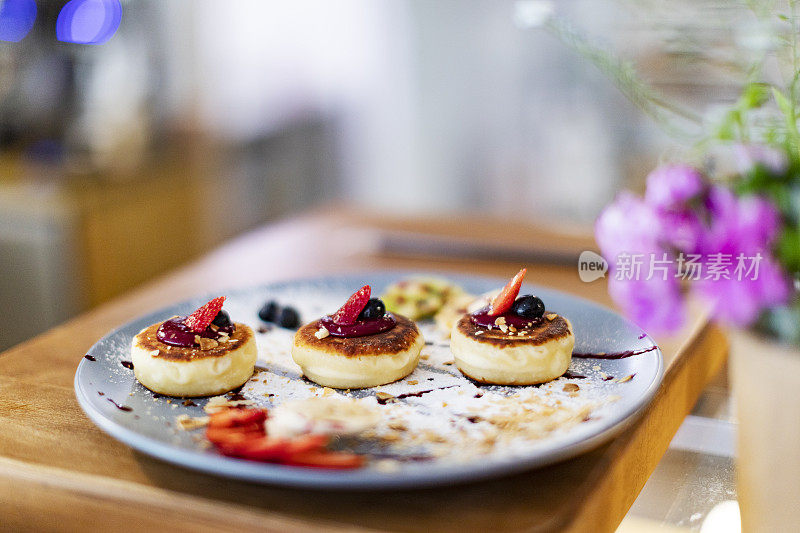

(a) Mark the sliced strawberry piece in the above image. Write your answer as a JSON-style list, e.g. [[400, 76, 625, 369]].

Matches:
[[185, 296, 226, 333], [222, 436, 290, 461], [282, 433, 329, 455], [332, 285, 371, 325], [488, 268, 527, 316], [285, 450, 365, 469], [207, 407, 267, 429], [205, 426, 264, 447]]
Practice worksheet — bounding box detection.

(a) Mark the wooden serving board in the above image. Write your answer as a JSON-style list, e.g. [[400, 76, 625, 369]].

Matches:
[[0, 208, 728, 532]]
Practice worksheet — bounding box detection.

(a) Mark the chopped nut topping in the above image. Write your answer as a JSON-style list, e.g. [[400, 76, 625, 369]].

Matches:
[[148, 349, 160, 357], [563, 383, 580, 393], [508, 325, 517, 332], [407, 380, 419, 385], [203, 396, 255, 413], [314, 326, 330, 339], [617, 374, 635, 383], [546, 313, 557, 321], [376, 392, 396, 402], [176, 414, 209, 431], [494, 316, 507, 326], [197, 337, 219, 350], [388, 421, 408, 431], [499, 324, 509, 333]]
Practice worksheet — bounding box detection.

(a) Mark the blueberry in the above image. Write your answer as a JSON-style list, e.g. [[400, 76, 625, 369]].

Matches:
[[212, 310, 232, 328], [258, 301, 279, 322], [512, 295, 545, 319], [358, 298, 386, 320], [278, 307, 300, 329]]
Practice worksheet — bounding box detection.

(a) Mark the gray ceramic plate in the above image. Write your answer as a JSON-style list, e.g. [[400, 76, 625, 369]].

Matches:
[[74, 272, 663, 490]]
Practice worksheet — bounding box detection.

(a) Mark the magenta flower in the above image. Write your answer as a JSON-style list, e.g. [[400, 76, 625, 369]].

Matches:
[[694, 187, 792, 326], [695, 256, 791, 325], [595, 191, 663, 262], [595, 163, 794, 333], [596, 191, 685, 333], [645, 164, 705, 210], [701, 187, 782, 252], [607, 264, 686, 334]]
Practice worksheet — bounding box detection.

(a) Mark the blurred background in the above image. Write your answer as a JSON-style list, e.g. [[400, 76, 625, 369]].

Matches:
[[0, 0, 753, 350]]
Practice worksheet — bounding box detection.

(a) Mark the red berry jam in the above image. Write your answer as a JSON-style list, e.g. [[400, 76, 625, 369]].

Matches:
[[319, 314, 396, 337], [157, 316, 235, 347], [470, 306, 542, 330]]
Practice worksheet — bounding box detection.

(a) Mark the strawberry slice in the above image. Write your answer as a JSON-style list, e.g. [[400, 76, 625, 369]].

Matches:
[[206, 426, 264, 447], [204, 406, 364, 469], [207, 407, 267, 429], [488, 268, 527, 316], [282, 433, 329, 455], [185, 296, 226, 333], [331, 285, 371, 325], [221, 436, 289, 461], [224, 434, 330, 462], [285, 450, 365, 469]]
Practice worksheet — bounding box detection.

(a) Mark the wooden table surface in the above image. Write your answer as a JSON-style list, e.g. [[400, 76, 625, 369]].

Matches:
[[0, 207, 728, 532]]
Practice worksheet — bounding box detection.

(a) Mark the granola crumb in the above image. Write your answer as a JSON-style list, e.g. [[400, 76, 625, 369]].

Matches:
[[176, 414, 210, 431], [376, 392, 395, 402], [196, 336, 219, 350]]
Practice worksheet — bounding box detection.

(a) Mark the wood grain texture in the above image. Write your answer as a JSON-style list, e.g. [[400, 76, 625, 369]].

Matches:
[[0, 208, 728, 532]]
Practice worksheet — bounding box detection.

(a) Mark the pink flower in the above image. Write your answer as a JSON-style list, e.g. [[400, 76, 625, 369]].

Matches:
[[595, 191, 663, 262], [645, 165, 705, 210], [596, 191, 685, 333], [694, 186, 792, 326], [695, 256, 791, 326], [595, 168, 793, 333], [607, 266, 686, 334]]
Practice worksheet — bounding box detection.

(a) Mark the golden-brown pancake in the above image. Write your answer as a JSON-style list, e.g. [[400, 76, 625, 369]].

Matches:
[[450, 313, 574, 385], [130, 321, 257, 397], [292, 314, 424, 389]]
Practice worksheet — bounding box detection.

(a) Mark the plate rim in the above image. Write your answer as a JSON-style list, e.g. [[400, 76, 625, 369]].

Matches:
[[74, 270, 664, 490]]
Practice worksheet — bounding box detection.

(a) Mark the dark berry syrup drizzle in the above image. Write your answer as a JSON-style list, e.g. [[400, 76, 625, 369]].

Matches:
[[572, 345, 659, 360]]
